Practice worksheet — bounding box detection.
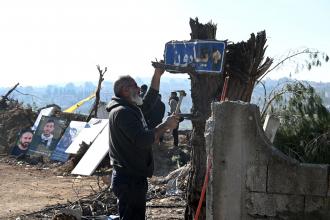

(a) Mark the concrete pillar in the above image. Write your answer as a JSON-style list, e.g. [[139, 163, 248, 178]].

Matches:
[[262, 114, 280, 143], [206, 101, 261, 220]]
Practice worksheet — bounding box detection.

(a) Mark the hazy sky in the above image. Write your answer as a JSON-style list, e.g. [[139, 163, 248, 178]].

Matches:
[[0, 0, 329, 87]]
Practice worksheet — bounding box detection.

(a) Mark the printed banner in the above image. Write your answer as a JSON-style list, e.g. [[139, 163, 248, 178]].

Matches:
[[28, 116, 68, 157]]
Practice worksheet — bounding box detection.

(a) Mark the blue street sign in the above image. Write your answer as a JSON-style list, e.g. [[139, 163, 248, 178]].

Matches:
[[164, 40, 226, 74]]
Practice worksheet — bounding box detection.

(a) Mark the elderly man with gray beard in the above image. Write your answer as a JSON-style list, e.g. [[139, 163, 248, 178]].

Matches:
[[106, 66, 179, 220]]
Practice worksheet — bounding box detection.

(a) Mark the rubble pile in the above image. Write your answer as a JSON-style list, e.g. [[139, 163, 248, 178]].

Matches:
[[0, 95, 192, 219], [11, 163, 189, 220]]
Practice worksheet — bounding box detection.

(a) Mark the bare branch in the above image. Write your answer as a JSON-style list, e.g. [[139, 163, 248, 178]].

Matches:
[[87, 65, 107, 121], [13, 89, 41, 99], [260, 87, 307, 119], [257, 49, 318, 83]]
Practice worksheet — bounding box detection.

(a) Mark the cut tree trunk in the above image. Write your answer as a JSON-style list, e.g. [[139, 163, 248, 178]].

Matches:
[[185, 18, 272, 220], [225, 31, 273, 102], [185, 18, 222, 220]]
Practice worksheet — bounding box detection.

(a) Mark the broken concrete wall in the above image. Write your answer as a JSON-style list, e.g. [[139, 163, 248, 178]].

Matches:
[[206, 101, 330, 220]]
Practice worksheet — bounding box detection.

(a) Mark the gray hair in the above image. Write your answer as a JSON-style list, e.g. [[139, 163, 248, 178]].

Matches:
[[113, 75, 134, 97]]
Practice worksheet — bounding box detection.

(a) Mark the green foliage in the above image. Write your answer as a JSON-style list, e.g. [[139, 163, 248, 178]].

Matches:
[[272, 82, 330, 164]]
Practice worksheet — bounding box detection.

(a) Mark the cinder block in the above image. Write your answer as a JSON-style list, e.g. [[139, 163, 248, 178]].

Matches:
[[305, 196, 327, 212], [305, 196, 330, 219], [268, 163, 328, 196], [246, 165, 267, 192], [246, 192, 304, 217]]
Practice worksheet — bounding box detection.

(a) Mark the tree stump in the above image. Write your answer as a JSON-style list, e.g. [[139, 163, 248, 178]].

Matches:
[[185, 18, 272, 220]]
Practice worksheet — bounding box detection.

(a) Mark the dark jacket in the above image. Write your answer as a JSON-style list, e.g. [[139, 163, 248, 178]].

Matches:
[[145, 98, 165, 129], [106, 88, 158, 177]]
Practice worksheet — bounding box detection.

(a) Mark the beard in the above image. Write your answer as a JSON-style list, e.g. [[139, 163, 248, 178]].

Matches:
[[129, 89, 143, 106], [20, 142, 29, 149]]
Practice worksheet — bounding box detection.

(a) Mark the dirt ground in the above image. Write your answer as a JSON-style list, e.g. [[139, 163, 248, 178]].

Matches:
[[0, 160, 105, 219]]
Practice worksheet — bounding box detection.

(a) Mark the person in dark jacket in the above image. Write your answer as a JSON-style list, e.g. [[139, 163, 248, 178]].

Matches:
[[106, 66, 179, 220], [144, 93, 166, 143], [145, 94, 166, 129]]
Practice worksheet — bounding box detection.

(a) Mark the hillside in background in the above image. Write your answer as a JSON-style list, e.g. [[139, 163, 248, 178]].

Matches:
[[1, 77, 330, 130], [251, 78, 330, 110]]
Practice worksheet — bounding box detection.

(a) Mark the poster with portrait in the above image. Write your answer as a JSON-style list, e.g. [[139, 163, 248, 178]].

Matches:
[[164, 40, 226, 74], [50, 121, 87, 162], [31, 106, 55, 131], [27, 116, 68, 157], [10, 128, 34, 158]]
